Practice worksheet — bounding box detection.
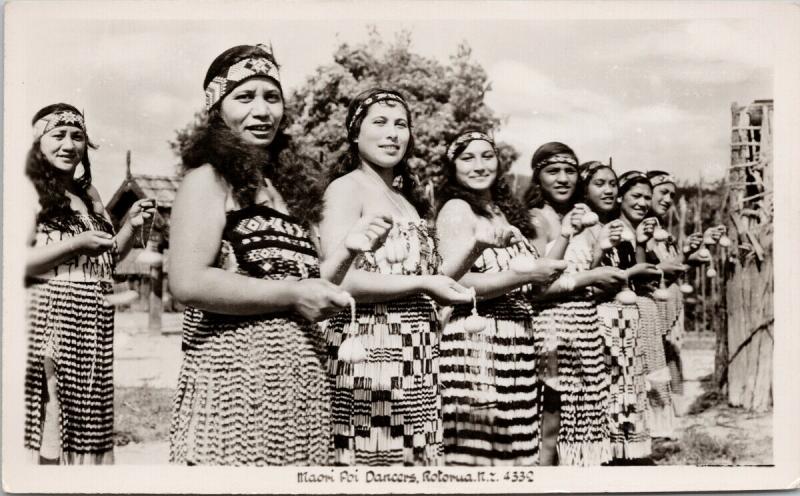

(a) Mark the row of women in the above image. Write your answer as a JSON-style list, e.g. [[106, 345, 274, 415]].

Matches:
[[24, 43, 722, 466]]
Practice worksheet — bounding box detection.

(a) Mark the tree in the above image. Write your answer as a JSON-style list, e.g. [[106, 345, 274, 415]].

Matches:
[[284, 28, 515, 188], [170, 29, 517, 191]]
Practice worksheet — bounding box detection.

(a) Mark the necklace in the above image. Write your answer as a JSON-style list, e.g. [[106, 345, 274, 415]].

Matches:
[[357, 166, 418, 220]]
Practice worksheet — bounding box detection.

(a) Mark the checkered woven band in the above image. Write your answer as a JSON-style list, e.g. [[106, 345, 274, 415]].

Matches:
[[446, 131, 494, 161], [204, 45, 281, 110], [33, 111, 86, 140], [533, 153, 578, 177], [347, 92, 409, 136], [579, 161, 613, 182]]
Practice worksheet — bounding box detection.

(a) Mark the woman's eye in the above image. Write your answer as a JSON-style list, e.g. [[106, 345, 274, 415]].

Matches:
[[460, 154, 474, 161], [395, 121, 408, 128]]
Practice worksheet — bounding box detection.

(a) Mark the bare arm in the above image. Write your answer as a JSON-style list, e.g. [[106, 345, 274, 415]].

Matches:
[[169, 165, 349, 318], [435, 200, 486, 280]]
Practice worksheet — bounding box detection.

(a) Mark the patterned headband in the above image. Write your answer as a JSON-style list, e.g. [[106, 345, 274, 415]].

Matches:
[[533, 153, 579, 176], [446, 131, 494, 161], [618, 171, 651, 193], [649, 173, 676, 187], [204, 44, 281, 110], [33, 111, 86, 140], [579, 162, 613, 183], [347, 92, 409, 136]]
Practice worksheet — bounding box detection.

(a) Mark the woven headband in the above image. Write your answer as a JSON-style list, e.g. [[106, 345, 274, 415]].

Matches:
[[533, 153, 578, 176], [205, 44, 281, 110], [446, 131, 494, 161], [618, 171, 650, 192], [649, 173, 676, 188], [579, 162, 613, 183], [33, 111, 86, 140], [347, 92, 409, 136]]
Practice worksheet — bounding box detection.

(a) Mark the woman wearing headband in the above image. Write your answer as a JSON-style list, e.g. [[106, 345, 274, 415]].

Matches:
[[581, 162, 659, 463], [522, 143, 623, 466], [615, 171, 676, 440], [168, 45, 387, 466], [23, 104, 155, 464], [320, 88, 472, 466], [435, 131, 567, 465]]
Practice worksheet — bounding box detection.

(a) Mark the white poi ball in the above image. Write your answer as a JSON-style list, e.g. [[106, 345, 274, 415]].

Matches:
[[463, 314, 487, 333], [616, 289, 637, 305]]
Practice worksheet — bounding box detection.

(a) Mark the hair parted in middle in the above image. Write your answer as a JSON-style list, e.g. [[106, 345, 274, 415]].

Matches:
[[329, 87, 430, 218], [436, 130, 536, 239]]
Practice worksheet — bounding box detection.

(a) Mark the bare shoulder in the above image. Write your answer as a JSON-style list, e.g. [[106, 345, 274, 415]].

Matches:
[[437, 198, 476, 221], [178, 164, 228, 198], [324, 171, 361, 198]]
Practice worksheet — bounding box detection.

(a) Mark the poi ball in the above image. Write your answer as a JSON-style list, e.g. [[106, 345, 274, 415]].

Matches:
[[463, 314, 487, 333], [581, 212, 599, 227], [616, 289, 637, 305], [679, 283, 694, 294], [697, 248, 711, 259], [599, 238, 613, 250], [654, 228, 670, 242], [136, 249, 164, 267], [349, 234, 372, 252], [384, 238, 407, 264], [654, 288, 671, 301], [338, 338, 368, 363], [719, 235, 731, 247], [706, 267, 717, 278], [509, 255, 537, 273], [621, 230, 635, 242]]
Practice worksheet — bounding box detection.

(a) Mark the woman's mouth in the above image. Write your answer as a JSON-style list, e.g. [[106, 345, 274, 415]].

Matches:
[[379, 144, 400, 154], [246, 125, 274, 136]]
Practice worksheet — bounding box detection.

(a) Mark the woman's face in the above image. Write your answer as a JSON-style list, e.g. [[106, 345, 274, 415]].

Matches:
[[454, 139, 497, 192], [620, 182, 653, 223], [220, 77, 284, 147], [356, 101, 410, 170], [40, 125, 86, 173], [538, 162, 578, 205], [651, 183, 676, 218], [585, 168, 618, 213]]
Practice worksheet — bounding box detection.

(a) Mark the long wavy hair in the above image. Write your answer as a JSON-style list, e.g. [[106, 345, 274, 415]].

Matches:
[[523, 141, 581, 210], [25, 103, 101, 229], [436, 135, 536, 239], [181, 45, 324, 225], [180, 110, 325, 226], [327, 87, 430, 218]]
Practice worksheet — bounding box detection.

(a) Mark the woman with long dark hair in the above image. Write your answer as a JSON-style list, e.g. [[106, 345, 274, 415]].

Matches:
[[168, 44, 388, 466], [320, 88, 472, 466], [435, 131, 567, 465], [615, 171, 676, 440], [581, 162, 660, 464], [522, 142, 626, 466], [24, 103, 155, 464]]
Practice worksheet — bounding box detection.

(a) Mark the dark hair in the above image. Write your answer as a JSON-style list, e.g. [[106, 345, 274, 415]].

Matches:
[[523, 141, 580, 209], [328, 87, 430, 218], [579, 160, 617, 196], [617, 170, 652, 198], [436, 134, 535, 239], [204, 44, 283, 107], [25, 103, 101, 228], [180, 109, 324, 226]]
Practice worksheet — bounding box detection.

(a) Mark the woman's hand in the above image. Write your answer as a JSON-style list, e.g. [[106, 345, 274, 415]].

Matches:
[[626, 262, 661, 278], [599, 220, 624, 250], [291, 278, 352, 322], [525, 258, 568, 286], [344, 214, 394, 253], [474, 222, 516, 251], [703, 225, 725, 245], [588, 266, 627, 292], [560, 203, 589, 237], [71, 230, 114, 256], [127, 198, 157, 228], [658, 261, 687, 277], [636, 218, 657, 244], [683, 232, 704, 254], [421, 275, 474, 305]]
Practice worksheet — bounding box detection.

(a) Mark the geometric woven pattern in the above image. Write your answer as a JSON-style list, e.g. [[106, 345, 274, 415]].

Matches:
[[170, 203, 330, 465], [326, 220, 444, 466]]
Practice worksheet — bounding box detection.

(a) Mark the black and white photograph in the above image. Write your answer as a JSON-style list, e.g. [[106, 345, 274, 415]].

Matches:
[[3, 0, 799, 493]]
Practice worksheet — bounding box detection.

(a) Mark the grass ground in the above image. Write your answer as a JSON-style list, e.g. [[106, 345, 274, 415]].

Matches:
[[114, 387, 173, 446]]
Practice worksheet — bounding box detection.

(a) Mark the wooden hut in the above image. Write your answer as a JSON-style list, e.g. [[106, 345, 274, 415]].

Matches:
[[106, 151, 182, 331], [721, 100, 773, 411]]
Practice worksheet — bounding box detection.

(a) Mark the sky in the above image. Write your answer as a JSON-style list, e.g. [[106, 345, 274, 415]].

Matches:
[[6, 2, 775, 201]]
